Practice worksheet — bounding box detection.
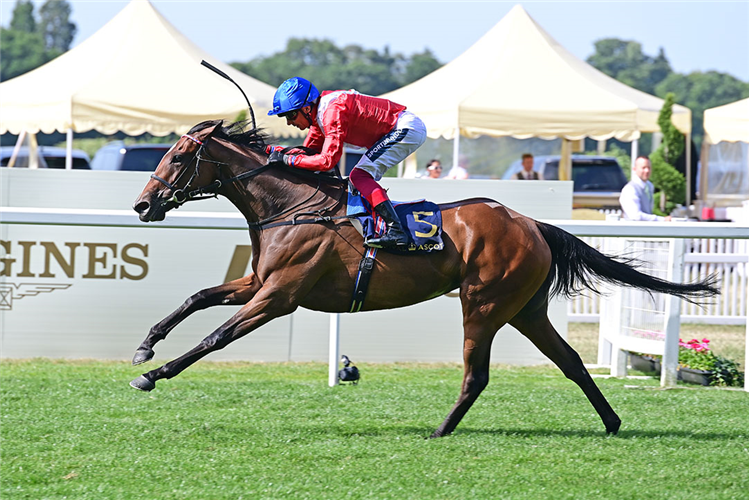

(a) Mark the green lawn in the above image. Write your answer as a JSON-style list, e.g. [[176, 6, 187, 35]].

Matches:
[[2, 359, 747, 500]]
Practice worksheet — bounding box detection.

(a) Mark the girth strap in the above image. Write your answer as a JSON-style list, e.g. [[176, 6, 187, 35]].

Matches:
[[349, 247, 377, 313]]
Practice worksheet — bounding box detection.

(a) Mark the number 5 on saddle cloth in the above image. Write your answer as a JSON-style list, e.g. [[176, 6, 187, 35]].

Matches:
[[347, 188, 444, 254]]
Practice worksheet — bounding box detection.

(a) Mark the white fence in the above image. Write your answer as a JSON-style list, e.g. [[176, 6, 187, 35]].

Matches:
[[570, 237, 749, 325]]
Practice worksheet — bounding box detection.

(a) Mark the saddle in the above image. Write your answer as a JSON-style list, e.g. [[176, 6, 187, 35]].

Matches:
[[346, 189, 444, 254]]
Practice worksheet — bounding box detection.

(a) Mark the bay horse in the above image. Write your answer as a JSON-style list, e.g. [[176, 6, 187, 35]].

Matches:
[[130, 120, 718, 438]]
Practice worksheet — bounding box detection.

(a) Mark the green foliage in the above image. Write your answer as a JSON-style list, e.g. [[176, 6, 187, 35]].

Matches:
[[587, 38, 749, 150], [649, 148, 685, 213], [0, 28, 59, 81], [678, 340, 744, 387], [586, 38, 672, 95], [38, 0, 76, 52], [9, 0, 36, 32], [655, 71, 749, 149], [656, 93, 685, 164], [231, 37, 443, 96], [0, 0, 74, 81], [649, 93, 686, 213]]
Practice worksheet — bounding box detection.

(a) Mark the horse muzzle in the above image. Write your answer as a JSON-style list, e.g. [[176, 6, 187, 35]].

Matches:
[[133, 193, 176, 222]]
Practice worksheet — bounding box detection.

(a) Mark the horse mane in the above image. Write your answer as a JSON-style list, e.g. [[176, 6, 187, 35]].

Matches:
[[189, 119, 346, 187], [188, 120, 269, 152]]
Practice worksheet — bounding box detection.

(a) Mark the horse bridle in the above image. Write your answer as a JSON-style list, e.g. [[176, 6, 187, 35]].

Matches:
[[151, 133, 273, 208], [150, 133, 347, 230]]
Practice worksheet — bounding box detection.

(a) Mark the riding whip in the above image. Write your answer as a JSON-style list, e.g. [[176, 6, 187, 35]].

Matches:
[[200, 59, 257, 132]]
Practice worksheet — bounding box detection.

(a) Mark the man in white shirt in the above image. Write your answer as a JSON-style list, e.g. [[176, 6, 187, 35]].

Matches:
[[445, 156, 469, 179], [619, 156, 671, 221]]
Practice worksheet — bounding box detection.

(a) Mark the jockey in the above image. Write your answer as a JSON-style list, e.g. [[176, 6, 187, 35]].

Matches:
[[266, 77, 427, 249]]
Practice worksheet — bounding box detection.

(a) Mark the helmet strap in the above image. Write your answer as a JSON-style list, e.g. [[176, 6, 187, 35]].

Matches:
[[300, 107, 315, 128]]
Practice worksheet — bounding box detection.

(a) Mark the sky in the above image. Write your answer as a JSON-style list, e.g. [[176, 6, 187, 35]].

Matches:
[[1, 0, 748, 82]]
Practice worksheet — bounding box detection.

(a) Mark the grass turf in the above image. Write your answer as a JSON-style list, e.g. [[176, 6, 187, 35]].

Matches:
[[2, 359, 748, 499]]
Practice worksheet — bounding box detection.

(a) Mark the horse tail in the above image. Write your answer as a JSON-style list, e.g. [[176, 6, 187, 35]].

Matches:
[[535, 221, 719, 304]]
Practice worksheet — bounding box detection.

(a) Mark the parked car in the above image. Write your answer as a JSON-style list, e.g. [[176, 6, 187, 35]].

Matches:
[[503, 155, 628, 208], [90, 142, 172, 172], [0, 146, 91, 169]]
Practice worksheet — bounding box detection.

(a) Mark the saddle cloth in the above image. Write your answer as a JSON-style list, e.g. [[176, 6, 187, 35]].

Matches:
[[347, 190, 444, 254]]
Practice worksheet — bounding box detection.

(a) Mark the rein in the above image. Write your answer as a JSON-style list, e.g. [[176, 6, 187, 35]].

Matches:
[[151, 133, 349, 231]]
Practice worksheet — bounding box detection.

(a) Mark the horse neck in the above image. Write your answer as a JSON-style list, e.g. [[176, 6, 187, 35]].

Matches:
[[215, 142, 344, 225]]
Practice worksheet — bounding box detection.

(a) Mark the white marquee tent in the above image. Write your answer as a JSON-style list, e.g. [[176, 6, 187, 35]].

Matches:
[[382, 5, 692, 184], [0, 0, 299, 156], [704, 97, 749, 145], [701, 97, 749, 202]]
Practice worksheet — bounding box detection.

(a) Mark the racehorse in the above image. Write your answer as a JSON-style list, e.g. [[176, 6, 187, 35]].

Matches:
[[130, 120, 718, 438]]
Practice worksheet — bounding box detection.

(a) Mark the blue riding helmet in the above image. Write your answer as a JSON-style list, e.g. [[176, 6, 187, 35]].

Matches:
[[268, 77, 320, 116]]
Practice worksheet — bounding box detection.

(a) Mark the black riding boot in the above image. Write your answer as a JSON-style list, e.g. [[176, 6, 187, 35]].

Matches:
[[365, 200, 410, 248]]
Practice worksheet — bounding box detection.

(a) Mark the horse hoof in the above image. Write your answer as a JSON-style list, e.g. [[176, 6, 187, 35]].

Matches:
[[129, 375, 155, 392], [132, 348, 155, 366], [606, 419, 622, 435]]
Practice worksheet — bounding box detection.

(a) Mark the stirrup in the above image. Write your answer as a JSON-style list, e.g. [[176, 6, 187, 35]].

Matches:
[[365, 229, 409, 248]]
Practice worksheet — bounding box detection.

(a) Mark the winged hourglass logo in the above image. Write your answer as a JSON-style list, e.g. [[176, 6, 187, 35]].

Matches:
[[0, 283, 71, 311]]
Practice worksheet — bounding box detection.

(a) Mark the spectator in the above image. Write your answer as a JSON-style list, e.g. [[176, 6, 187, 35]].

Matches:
[[423, 159, 442, 179], [513, 153, 542, 180], [619, 156, 672, 221], [445, 156, 469, 179]]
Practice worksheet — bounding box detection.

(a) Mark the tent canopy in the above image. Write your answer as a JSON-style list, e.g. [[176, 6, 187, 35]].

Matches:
[[704, 97, 749, 144], [383, 4, 691, 141], [0, 0, 298, 138]]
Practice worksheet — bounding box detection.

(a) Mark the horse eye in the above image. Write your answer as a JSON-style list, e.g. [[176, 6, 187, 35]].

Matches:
[[172, 154, 183, 164]]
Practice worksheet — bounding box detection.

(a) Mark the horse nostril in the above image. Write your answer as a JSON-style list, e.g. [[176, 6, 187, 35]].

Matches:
[[133, 201, 150, 214]]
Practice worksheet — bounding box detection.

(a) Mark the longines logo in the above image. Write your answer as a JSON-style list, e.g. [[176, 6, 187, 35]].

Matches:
[[0, 240, 149, 310], [0, 241, 255, 311], [0, 283, 71, 311]]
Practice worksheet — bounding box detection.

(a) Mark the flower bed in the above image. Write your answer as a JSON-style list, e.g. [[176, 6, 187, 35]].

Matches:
[[629, 338, 744, 387]]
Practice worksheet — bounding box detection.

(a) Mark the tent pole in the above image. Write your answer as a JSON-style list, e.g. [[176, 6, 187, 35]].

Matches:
[[452, 126, 460, 171], [28, 133, 39, 169], [559, 138, 571, 181], [7, 131, 27, 168], [685, 132, 692, 206], [630, 139, 639, 170], [66, 128, 73, 170]]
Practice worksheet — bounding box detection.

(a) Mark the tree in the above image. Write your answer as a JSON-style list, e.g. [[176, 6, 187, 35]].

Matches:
[[9, 0, 35, 33], [650, 93, 686, 213], [39, 0, 76, 52], [231, 38, 442, 96], [586, 38, 672, 95], [0, 29, 50, 80], [403, 49, 443, 84], [655, 71, 749, 149]]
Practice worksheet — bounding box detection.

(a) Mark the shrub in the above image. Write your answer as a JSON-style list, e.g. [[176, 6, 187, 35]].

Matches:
[[678, 338, 744, 387]]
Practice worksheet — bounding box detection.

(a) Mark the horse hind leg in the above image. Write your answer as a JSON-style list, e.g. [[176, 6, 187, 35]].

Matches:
[[510, 305, 621, 435], [430, 319, 496, 438], [132, 273, 260, 365]]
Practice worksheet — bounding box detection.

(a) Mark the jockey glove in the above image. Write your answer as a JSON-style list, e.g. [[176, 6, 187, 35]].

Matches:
[[267, 150, 288, 165]]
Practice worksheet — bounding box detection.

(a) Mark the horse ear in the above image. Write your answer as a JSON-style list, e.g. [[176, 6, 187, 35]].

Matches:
[[204, 121, 223, 138]]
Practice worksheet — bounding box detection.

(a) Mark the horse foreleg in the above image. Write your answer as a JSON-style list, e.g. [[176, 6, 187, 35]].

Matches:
[[510, 312, 621, 435], [130, 284, 295, 391], [431, 321, 496, 438], [132, 273, 260, 365]]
